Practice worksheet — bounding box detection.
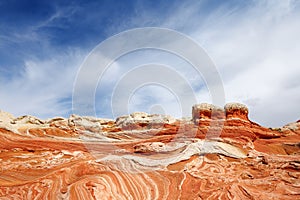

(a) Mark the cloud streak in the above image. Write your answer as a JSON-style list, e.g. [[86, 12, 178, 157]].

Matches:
[[95, 0, 300, 126], [189, 0, 300, 126], [0, 50, 84, 118], [0, 0, 299, 127]]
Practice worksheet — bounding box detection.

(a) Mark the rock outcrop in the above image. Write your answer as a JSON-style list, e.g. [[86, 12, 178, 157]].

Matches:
[[192, 103, 225, 121], [116, 112, 176, 130], [0, 103, 299, 199], [224, 102, 249, 121]]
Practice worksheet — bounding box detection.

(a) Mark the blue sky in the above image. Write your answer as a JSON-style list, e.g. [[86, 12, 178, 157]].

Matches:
[[0, 0, 300, 127]]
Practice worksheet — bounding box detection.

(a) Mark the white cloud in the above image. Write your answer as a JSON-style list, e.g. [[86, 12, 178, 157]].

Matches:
[[94, 50, 203, 119], [188, 0, 300, 126], [108, 0, 300, 127], [0, 50, 84, 118], [1, 0, 299, 128], [128, 85, 182, 117]]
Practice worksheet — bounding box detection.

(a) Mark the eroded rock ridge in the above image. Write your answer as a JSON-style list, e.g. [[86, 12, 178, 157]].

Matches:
[[0, 103, 299, 199]]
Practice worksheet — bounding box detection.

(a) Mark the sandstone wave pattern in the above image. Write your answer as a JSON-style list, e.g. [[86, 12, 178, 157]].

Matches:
[[0, 103, 299, 199]]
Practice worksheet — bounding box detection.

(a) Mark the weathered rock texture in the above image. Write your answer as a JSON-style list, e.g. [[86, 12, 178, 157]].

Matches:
[[0, 103, 299, 199]]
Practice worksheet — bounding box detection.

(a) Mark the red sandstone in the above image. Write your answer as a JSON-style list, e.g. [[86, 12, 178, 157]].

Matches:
[[0, 103, 299, 199]]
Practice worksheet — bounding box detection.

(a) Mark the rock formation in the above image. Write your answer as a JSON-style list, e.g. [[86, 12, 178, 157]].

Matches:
[[224, 102, 249, 121], [192, 103, 225, 121], [0, 103, 299, 199], [116, 112, 176, 130]]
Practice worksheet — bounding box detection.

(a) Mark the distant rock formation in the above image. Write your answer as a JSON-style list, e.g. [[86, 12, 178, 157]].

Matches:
[[192, 102, 250, 122], [0, 103, 299, 199], [224, 102, 249, 121], [116, 112, 176, 130], [192, 103, 225, 121]]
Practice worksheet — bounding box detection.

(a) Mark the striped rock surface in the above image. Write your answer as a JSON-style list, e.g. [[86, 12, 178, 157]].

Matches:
[[0, 103, 299, 199]]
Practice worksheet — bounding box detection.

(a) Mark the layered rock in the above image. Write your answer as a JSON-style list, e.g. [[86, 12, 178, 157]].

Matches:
[[192, 102, 249, 122], [224, 102, 249, 121], [0, 103, 299, 199], [116, 112, 176, 130], [192, 103, 225, 121]]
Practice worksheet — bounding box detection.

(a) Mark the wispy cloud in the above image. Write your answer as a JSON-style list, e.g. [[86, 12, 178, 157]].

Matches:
[[189, 0, 300, 126], [0, 50, 84, 118], [94, 0, 300, 126], [0, 0, 299, 127]]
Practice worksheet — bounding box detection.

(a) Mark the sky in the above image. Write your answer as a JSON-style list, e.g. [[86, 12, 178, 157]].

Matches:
[[0, 0, 299, 127]]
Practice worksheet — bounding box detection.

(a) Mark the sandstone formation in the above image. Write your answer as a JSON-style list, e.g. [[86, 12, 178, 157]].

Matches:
[[192, 103, 225, 121], [116, 112, 176, 130], [0, 103, 299, 199], [224, 102, 249, 121]]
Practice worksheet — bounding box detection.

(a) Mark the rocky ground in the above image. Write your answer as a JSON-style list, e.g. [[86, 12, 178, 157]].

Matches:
[[0, 103, 299, 199]]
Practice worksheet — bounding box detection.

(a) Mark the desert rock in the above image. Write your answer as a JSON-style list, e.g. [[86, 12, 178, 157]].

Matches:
[[0, 103, 299, 199]]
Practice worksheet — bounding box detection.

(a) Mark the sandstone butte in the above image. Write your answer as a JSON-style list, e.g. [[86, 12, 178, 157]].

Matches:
[[0, 103, 299, 200]]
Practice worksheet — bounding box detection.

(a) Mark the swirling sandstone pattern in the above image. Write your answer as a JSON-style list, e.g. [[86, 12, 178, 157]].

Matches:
[[0, 103, 299, 199]]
